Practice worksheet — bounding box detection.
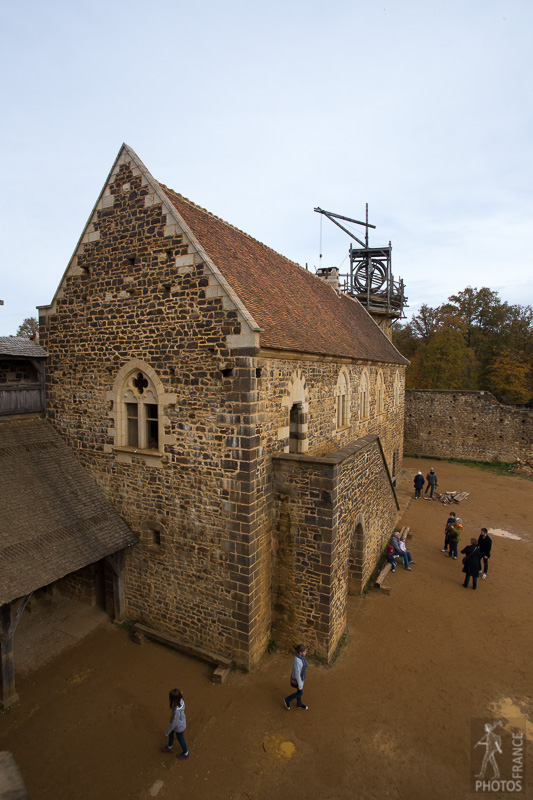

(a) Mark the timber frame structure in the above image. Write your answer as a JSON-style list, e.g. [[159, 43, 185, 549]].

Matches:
[[0, 352, 135, 709]]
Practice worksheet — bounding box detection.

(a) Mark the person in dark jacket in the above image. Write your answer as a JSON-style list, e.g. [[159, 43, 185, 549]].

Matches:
[[442, 511, 456, 552], [425, 468, 438, 498], [461, 538, 482, 590], [477, 528, 492, 580], [447, 517, 463, 560], [413, 471, 425, 499]]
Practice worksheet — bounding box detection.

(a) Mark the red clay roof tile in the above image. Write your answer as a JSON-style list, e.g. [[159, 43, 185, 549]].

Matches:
[[161, 186, 407, 365]]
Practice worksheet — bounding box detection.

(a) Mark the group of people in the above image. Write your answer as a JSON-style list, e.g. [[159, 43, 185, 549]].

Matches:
[[158, 486, 494, 753], [413, 469, 494, 591], [442, 511, 492, 589], [413, 468, 438, 499], [386, 531, 415, 571]]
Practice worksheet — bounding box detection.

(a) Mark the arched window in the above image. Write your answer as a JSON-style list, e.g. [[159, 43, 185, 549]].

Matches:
[[122, 369, 160, 450], [289, 402, 305, 453], [108, 360, 176, 463], [335, 369, 349, 429], [376, 370, 385, 414], [281, 369, 309, 454], [359, 370, 370, 421], [393, 371, 401, 408]]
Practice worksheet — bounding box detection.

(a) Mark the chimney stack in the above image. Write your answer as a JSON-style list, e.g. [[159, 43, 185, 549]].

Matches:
[[316, 267, 340, 293]]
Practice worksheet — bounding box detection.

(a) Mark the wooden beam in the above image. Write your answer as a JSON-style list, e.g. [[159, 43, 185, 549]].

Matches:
[[0, 595, 32, 710], [104, 551, 125, 622], [132, 623, 233, 669]]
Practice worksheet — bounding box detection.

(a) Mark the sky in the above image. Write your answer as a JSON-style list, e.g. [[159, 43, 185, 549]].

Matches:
[[1, 0, 532, 336]]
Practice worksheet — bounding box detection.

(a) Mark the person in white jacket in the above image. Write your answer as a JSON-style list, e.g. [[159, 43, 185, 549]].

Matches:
[[283, 644, 309, 710], [160, 688, 189, 759]]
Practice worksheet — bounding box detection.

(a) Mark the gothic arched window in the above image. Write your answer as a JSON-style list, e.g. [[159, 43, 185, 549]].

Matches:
[[359, 370, 370, 421], [122, 370, 159, 450], [376, 370, 385, 414], [336, 369, 349, 429], [393, 370, 401, 407]]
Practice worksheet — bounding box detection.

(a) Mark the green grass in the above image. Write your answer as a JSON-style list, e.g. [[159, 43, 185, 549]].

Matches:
[[445, 457, 533, 479], [405, 454, 533, 480]]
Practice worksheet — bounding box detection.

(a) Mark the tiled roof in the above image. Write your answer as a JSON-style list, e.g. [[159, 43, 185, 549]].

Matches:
[[162, 187, 408, 365], [0, 336, 48, 358], [0, 417, 136, 604]]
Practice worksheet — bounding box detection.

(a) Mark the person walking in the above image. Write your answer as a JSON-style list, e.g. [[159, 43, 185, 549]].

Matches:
[[425, 468, 438, 498], [461, 538, 482, 590], [477, 527, 492, 580], [284, 644, 309, 710], [413, 471, 425, 499], [161, 688, 189, 759]]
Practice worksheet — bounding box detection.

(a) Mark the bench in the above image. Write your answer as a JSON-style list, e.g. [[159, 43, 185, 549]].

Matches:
[[131, 622, 233, 684], [374, 526, 411, 594]]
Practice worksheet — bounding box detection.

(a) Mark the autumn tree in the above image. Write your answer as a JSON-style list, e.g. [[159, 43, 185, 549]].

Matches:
[[16, 317, 39, 339], [489, 349, 531, 404], [393, 287, 533, 404]]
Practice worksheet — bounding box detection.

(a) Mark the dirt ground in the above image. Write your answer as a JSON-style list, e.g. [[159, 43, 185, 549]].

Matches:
[[1, 456, 532, 800]]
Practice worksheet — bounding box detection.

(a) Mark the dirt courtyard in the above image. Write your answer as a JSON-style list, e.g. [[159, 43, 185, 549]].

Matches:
[[1, 457, 532, 800]]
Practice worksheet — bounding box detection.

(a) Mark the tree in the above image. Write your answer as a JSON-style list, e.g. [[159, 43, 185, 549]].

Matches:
[[406, 326, 477, 390], [489, 349, 531, 405], [15, 317, 38, 339], [393, 286, 533, 402], [409, 304, 441, 340]]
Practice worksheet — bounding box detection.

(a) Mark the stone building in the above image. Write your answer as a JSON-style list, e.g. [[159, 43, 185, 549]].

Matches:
[[36, 143, 408, 669]]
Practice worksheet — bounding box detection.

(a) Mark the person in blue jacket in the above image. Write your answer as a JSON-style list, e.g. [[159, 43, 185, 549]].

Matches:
[[413, 471, 425, 498]]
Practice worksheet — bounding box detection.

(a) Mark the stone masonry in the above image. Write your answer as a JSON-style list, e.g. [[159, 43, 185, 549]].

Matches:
[[38, 144, 408, 667], [405, 390, 533, 464]]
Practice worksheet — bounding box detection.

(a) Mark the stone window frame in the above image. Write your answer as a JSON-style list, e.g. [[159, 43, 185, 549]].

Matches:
[[106, 359, 177, 467], [280, 368, 309, 454], [335, 367, 351, 430], [393, 370, 401, 408], [376, 369, 385, 415], [139, 520, 170, 553], [358, 369, 370, 421]]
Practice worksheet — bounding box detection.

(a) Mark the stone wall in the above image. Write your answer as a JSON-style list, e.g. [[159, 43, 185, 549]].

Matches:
[[39, 159, 262, 667], [0, 360, 39, 383], [39, 150, 407, 668], [271, 435, 399, 662], [405, 390, 533, 463]]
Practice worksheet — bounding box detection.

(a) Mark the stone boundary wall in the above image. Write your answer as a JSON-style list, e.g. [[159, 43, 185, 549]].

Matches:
[[405, 390, 533, 463], [271, 435, 399, 662]]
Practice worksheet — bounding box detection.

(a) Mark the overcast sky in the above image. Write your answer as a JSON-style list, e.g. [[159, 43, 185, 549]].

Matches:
[[1, 0, 531, 336]]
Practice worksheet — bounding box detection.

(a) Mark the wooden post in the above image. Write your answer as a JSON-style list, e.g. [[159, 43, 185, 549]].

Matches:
[[105, 551, 125, 622], [0, 594, 32, 710]]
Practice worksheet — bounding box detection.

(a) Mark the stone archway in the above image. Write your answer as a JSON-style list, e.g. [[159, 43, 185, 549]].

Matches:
[[348, 515, 365, 594]]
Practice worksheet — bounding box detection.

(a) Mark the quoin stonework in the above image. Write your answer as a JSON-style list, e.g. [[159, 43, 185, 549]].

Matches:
[[2, 144, 408, 697]]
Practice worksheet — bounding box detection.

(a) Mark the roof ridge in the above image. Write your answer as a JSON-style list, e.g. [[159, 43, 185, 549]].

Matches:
[[159, 183, 311, 275]]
